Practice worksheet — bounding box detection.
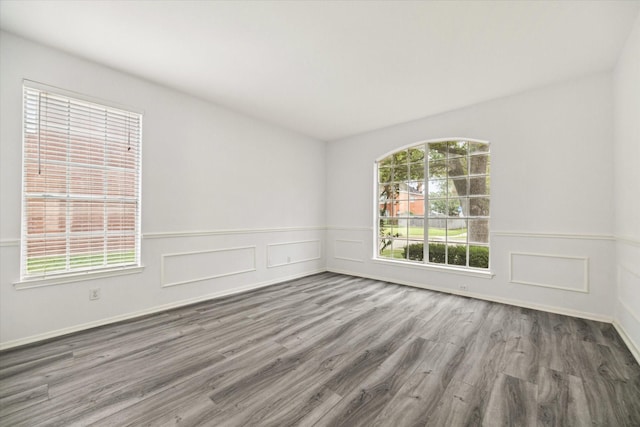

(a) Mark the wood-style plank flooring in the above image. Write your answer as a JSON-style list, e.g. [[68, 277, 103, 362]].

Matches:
[[1, 272, 639, 426]]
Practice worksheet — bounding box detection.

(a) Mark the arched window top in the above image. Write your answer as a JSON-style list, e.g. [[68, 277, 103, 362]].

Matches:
[[376, 138, 490, 270], [375, 137, 489, 164]]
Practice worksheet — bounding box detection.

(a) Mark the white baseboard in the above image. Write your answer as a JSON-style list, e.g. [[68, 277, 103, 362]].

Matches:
[[0, 269, 325, 351], [327, 268, 612, 323], [612, 320, 640, 365]]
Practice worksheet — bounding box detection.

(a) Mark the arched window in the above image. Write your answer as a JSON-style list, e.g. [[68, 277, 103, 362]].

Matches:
[[376, 139, 490, 269]]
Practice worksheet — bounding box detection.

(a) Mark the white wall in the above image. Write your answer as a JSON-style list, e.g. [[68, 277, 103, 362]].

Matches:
[[613, 14, 640, 357], [326, 72, 616, 320], [0, 32, 326, 348]]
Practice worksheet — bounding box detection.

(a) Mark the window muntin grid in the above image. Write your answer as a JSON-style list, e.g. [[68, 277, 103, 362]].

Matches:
[[21, 83, 142, 279], [377, 140, 490, 269]]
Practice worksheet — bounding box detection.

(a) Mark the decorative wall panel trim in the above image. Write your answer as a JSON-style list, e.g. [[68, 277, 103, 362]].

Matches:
[[616, 235, 640, 247], [0, 239, 19, 247], [161, 246, 256, 288], [493, 231, 614, 241], [326, 226, 373, 231], [9, 227, 617, 242], [334, 239, 365, 262], [509, 252, 589, 293], [144, 226, 324, 240], [267, 240, 322, 268]]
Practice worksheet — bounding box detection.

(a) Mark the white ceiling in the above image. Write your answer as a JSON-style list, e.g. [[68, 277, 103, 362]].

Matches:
[[1, 1, 638, 141]]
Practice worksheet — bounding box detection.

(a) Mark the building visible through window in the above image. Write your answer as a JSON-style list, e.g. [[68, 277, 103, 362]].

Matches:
[[377, 139, 490, 269], [21, 83, 142, 279]]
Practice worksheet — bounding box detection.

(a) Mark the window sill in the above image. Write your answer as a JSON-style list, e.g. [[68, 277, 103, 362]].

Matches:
[[14, 265, 145, 290], [371, 258, 494, 279]]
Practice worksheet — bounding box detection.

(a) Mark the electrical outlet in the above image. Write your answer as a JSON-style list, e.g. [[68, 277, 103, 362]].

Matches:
[[89, 288, 101, 300], [287, 256, 291, 263], [459, 284, 468, 291]]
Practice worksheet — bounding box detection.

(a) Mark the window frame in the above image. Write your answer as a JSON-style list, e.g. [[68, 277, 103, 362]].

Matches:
[[18, 80, 143, 286], [374, 138, 491, 274]]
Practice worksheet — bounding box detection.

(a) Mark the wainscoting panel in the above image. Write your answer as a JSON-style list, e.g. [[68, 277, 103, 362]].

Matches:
[[509, 252, 589, 293], [161, 246, 256, 287], [267, 240, 321, 268], [334, 239, 365, 262]]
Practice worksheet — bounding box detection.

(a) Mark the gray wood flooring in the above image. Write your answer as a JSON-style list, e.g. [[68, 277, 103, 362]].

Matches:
[[1, 272, 639, 426]]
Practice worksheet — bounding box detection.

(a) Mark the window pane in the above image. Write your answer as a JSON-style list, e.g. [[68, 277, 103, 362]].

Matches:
[[428, 160, 446, 178], [393, 164, 408, 182], [27, 198, 67, 234], [392, 239, 407, 259], [379, 239, 394, 258], [69, 201, 104, 233], [447, 141, 468, 158], [469, 142, 490, 154], [408, 198, 424, 216], [407, 180, 424, 195], [69, 237, 105, 268], [447, 219, 467, 243], [427, 219, 446, 240], [379, 155, 393, 168], [27, 163, 66, 194], [469, 246, 489, 268], [393, 150, 408, 165], [395, 190, 409, 217], [107, 202, 136, 232], [378, 219, 398, 237], [407, 240, 424, 260], [392, 221, 407, 238], [469, 220, 489, 244], [409, 163, 424, 180], [428, 142, 447, 161], [378, 166, 392, 183], [447, 158, 467, 177], [469, 197, 490, 217], [408, 147, 425, 162], [391, 203, 403, 217], [107, 235, 136, 265], [26, 237, 68, 274], [379, 183, 398, 200], [428, 199, 447, 217], [25, 198, 57, 235], [469, 176, 490, 196], [378, 184, 398, 217], [428, 242, 446, 264], [470, 154, 490, 175], [428, 179, 446, 198], [69, 166, 105, 196], [447, 244, 467, 266], [408, 218, 424, 239], [448, 198, 468, 217], [448, 177, 468, 197]]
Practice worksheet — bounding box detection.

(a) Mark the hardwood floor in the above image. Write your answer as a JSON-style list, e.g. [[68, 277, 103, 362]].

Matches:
[[1, 272, 639, 426]]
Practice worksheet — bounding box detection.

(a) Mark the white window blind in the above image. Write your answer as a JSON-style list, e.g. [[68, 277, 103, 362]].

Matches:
[[21, 83, 142, 279]]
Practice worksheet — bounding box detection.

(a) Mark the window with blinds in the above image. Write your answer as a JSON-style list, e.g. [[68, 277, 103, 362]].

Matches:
[[21, 83, 142, 279]]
